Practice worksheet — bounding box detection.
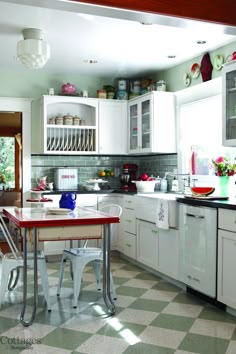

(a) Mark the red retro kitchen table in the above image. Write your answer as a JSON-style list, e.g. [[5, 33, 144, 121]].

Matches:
[[2, 206, 120, 326]]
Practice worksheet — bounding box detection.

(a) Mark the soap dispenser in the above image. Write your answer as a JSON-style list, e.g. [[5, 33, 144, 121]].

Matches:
[[171, 177, 179, 192], [160, 177, 167, 192]]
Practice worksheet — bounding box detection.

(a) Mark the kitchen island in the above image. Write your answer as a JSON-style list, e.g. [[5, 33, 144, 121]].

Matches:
[[2, 206, 120, 327]]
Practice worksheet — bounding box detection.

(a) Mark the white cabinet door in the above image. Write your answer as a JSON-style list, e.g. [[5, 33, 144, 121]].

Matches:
[[128, 91, 176, 154], [137, 220, 158, 270], [179, 204, 217, 297], [222, 60, 236, 146], [158, 228, 179, 280], [218, 229, 236, 309], [98, 100, 127, 154]]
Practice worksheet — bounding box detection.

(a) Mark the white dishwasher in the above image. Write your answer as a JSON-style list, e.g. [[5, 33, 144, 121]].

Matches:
[[179, 202, 217, 298]]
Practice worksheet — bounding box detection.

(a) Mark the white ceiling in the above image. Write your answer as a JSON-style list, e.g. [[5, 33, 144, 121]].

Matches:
[[0, 0, 236, 78]]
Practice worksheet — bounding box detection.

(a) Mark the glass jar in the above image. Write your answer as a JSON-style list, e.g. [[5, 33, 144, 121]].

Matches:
[[63, 114, 73, 125], [73, 115, 80, 125], [156, 80, 166, 91]]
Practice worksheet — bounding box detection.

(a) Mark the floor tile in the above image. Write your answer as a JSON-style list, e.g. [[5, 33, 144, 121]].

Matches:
[[129, 298, 169, 312], [134, 272, 162, 281], [0, 316, 19, 334], [97, 318, 146, 338], [61, 313, 108, 333], [116, 286, 147, 297], [123, 342, 175, 353], [173, 292, 207, 306], [152, 281, 182, 293], [162, 302, 203, 318], [198, 304, 236, 324], [178, 333, 230, 354], [151, 313, 195, 332], [75, 333, 129, 353], [122, 278, 158, 289], [189, 318, 236, 339], [226, 340, 236, 353], [41, 327, 91, 351], [140, 325, 186, 349], [1, 322, 56, 340], [117, 308, 158, 325], [141, 289, 178, 302], [112, 269, 141, 279]]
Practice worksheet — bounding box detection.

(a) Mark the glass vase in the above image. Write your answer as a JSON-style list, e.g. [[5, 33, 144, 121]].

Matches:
[[218, 176, 230, 197]]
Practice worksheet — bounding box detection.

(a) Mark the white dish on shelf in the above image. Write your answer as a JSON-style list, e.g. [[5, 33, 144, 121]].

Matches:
[[47, 208, 72, 215]]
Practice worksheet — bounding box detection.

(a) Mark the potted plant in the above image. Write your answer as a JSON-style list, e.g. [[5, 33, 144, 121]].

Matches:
[[103, 85, 116, 99]]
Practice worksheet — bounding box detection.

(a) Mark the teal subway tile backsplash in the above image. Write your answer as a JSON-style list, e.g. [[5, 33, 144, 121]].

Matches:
[[31, 154, 178, 190]]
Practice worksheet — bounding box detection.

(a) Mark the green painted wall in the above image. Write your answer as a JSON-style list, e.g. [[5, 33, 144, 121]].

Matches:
[[157, 40, 236, 92], [0, 71, 112, 99]]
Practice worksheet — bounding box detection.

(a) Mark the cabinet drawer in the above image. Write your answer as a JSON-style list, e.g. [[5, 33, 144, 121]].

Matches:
[[122, 208, 136, 234], [218, 208, 236, 232], [122, 231, 136, 259], [124, 196, 135, 209]]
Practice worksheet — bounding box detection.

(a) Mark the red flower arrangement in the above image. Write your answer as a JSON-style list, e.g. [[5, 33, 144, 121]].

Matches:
[[211, 156, 236, 176]]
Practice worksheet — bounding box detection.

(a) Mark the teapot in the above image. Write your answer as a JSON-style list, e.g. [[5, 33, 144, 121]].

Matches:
[[61, 83, 76, 94], [59, 193, 77, 210]]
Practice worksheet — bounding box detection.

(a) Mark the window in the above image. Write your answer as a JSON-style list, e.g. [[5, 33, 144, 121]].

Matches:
[[177, 79, 236, 181], [0, 137, 15, 188]]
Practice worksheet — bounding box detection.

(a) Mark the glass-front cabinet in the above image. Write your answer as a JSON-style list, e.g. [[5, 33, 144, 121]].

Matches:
[[223, 61, 236, 146], [128, 95, 152, 153], [128, 91, 176, 154]]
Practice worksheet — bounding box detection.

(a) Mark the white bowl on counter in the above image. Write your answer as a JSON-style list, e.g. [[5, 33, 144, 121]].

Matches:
[[132, 180, 156, 192]]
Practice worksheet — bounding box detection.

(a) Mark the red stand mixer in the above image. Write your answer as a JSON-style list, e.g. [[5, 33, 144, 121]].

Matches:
[[120, 164, 138, 191]]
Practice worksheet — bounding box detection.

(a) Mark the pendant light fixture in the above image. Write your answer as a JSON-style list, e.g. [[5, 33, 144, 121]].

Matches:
[[17, 28, 50, 69]]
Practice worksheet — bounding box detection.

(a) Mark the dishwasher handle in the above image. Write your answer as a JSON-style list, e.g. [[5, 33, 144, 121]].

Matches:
[[186, 213, 205, 219]]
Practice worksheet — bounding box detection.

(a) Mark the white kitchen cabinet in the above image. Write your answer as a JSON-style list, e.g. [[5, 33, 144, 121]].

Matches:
[[222, 61, 236, 146], [32, 95, 98, 154], [158, 228, 179, 280], [179, 203, 217, 298], [218, 208, 236, 309], [127, 91, 176, 154], [137, 220, 158, 270], [97, 194, 124, 250], [98, 100, 127, 154], [120, 195, 136, 259]]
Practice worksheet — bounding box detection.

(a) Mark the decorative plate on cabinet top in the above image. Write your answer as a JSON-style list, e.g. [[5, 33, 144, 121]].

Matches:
[[213, 54, 224, 70], [183, 73, 191, 87], [191, 63, 200, 79]]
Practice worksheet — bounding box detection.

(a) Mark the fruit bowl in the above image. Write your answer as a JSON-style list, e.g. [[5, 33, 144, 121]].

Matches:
[[132, 180, 156, 193], [191, 186, 215, 196]]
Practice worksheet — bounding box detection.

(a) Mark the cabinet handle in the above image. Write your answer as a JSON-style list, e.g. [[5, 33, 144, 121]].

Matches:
[[152, 229, 158, 234], [186, 213, 204, 219], [125, 243, 131, 247], [187, 275, 192, 279], [125, 219, 132, 223]]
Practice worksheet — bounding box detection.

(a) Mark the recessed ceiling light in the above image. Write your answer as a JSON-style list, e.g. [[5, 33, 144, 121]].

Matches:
[[196, 40, 206, 44], [140, 22, 153, 25], [167, 55, 176, 59], [83, 59, 98, 64]]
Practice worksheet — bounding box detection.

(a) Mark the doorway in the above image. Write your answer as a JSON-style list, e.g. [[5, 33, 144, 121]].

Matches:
[[0, 112, 22, 207]]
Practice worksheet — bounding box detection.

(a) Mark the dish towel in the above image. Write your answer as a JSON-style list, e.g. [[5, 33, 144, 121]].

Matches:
[[156, 199, 169, 229]]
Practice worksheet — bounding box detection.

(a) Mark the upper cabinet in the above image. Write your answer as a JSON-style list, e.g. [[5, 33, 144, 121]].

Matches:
[[127, 91, 176, 154], [98, 100, 127, 155], [33, 95, 98, 154], [223, 61, 236, 146]]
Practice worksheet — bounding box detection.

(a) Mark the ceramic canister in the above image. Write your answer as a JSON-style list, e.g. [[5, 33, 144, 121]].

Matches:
[[116, 90, 128, 100], [118, 79, 127, 91]]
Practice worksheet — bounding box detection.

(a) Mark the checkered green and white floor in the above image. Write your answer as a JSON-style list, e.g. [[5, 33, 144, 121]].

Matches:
[[0, 253, 236, 354]]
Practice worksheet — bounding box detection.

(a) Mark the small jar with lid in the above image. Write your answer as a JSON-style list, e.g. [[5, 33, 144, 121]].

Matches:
[[63, 114, 73, 125], [48, 117, 55, 124], [73, 115, 80, 125], [55, 116, 63, 125]]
